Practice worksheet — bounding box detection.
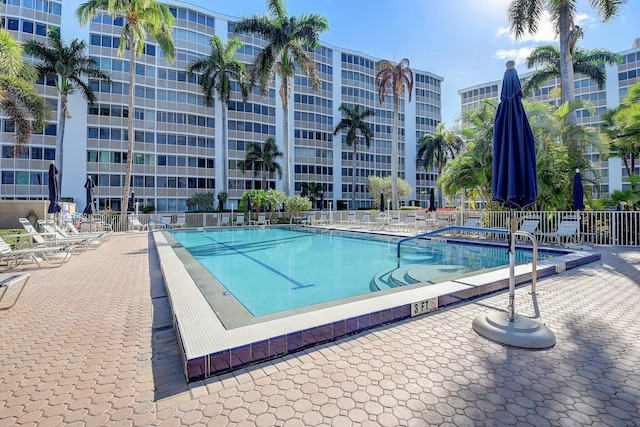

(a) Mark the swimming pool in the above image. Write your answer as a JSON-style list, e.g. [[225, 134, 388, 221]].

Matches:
[[154, 226, 600, 381], [171, 226, 554, 317]]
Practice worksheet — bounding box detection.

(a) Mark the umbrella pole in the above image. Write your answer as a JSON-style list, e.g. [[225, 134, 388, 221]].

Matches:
[[507, 209, 516, 321]]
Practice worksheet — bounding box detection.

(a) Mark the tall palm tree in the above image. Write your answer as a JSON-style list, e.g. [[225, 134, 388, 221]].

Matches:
[[238, 137, 283, 191], [24, 29, 111, 195], [375, 58, 413, 210], [0, 29, 49, 156], [333, 104, 374, 209], [416, 122, 463, 209], [508, 0, 626, 125], [76, 0, 175, 214], [188, 36, 248, 207], [234, 0, 328, 197], [522, 43, 621, 96]]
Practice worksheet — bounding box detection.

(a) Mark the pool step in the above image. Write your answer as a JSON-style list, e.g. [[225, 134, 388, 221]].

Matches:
[[371, 263, 471, 291]]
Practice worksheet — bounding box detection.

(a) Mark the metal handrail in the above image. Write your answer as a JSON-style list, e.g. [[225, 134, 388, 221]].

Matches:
[[147, 218, 173, 232], [396, 226, 538, 293]]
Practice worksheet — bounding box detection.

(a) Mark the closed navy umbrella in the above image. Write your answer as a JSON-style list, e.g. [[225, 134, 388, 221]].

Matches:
[[572, 169, 585, 210], [319, 192, 324, 211], [83, 176, 96, 215], [429, 188, 436, 212], [128, 191, 136, 213], [473, 61, 554, 348], [47, 162, 61, 214], [380, 192, 385, 212]]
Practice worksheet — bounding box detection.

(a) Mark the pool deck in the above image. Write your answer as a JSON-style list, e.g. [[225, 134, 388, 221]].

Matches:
[[1, 231, 639, 425]]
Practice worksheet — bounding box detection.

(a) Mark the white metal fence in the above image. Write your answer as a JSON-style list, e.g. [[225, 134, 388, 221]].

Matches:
[[94, 210, 640, 247]]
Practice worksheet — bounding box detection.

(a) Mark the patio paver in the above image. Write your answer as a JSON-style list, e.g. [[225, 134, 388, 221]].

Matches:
[[1, 232, 639, 425]]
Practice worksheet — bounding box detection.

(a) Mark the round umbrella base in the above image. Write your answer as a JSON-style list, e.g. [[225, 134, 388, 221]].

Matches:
[[472, 311, 556, 349]]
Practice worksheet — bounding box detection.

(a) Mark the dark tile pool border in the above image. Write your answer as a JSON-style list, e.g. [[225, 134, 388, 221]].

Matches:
[[151, 228, 601, 382]]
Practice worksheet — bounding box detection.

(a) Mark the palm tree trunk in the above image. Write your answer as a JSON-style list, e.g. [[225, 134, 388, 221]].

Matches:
[[281, 77, 291, 196], [559, 5, 576, 125], [123, 42, 135, 216], [221, 104, 228, 194], [57, 93, 68, 197], [351, 142, 357, 209], [391, 98, 399, 210]]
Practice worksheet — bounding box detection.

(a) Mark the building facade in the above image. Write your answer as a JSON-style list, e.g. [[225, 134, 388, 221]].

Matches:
[[458, 38, 640, 199], [0, 0, 443, 212]]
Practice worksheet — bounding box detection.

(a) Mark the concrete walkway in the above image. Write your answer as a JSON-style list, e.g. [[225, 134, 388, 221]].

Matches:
[[1, 232, 639, 426]]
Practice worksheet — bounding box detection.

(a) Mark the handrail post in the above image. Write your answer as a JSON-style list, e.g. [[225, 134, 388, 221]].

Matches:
[[515, 230, 538, 294]]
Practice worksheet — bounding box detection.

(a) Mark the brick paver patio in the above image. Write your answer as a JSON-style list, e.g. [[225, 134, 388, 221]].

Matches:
[[1, 232, 639, 426]]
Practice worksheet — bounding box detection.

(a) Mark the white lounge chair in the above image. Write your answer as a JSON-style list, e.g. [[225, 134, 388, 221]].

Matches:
[[356, 213, 372, 228], [341, 213, 357, 227], [129, 216, 148, 231], [252, 213, 270, 226], [313, 212, 330, 225], [0, 273, 30, 310], [219, 215, 231, 226], [537, 218, 580, 246], [234, 214, 245, 226], [20, 218, 87, 251], [175, 214, 187, 228], [37, 221, 101, 249], [0, 236, 72, 271], [515, 219, 540, 243]]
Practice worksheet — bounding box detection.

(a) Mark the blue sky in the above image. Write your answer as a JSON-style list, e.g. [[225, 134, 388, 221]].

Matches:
[[200, 0, 639, 126], [61, 0, 639, 125]]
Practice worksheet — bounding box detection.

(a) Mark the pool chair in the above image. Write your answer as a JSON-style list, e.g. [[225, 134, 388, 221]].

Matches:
[[234, 214, 245, 226], [19, 218, 88, 251], [313, 212, 330, 225], [515, 219, 540, 243], [174, 214, 187, 228], [341, 213, 357, 227], [356, 213, 372, 228], [252, 213, 270, 226], [37, 220, 103, 249], [219, 214, 231, 226], [0, 273, 30, 310], [65, 222, 111, 241], [1, 235, 73, 272], [537, 218, 580, 246], [129, 216, 148, 231]]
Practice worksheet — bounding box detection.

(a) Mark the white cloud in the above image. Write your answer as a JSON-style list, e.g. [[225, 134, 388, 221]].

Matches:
[[494, 48, 534, 67]]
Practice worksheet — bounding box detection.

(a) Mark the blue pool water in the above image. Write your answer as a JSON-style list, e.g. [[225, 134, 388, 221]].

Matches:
[[171, 227, 553, 316]]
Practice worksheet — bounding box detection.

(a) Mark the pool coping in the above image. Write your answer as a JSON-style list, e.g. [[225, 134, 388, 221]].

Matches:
[[151, 228, 601, 382]]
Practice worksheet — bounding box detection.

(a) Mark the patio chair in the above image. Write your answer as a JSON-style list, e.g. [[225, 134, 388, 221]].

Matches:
[[234, 214, 245, 226], [0, 236, 72, 272], [66, 220, 111, 240], [38, 220, 102, 247], [20, 218, 87, 251], [0, 273, 30, 310], [37, 221, 102, 249], [356, 213, 372, 228], [313, 212, 330, 225], [175, 214, 187, 228], [219, 214, 231, 226], [341, 213, 357, 227], [252, 213, 270, 226], [515, 219, 540, 243], [537, 218, 580, 246], [129, 216, 148, 231]]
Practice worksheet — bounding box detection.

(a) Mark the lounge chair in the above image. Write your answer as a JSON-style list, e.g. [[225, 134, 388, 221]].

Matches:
[[341, 213, 357, 227], [463, 216, 481, 228], [66, 221, 111, 240], [219, 215, 231, 226], [515, 219, 540, 243], [356, 213, 372, 228], [234, 214, 245, 226], [175, 214, 187, 228], [0, 236, 72, 271], [0, 273, 30, 310], [537, 218, 580, 246], [37, 221, 101, 249], [19, 218, 88, 251], [313, 212, 330, 225], [129, 216, 148, 231], [252, 213, 270, 226]]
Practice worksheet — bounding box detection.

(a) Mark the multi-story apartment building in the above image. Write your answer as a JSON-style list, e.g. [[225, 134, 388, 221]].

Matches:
[[459, 38, 640, 199], [0, 1, 443, 212]]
